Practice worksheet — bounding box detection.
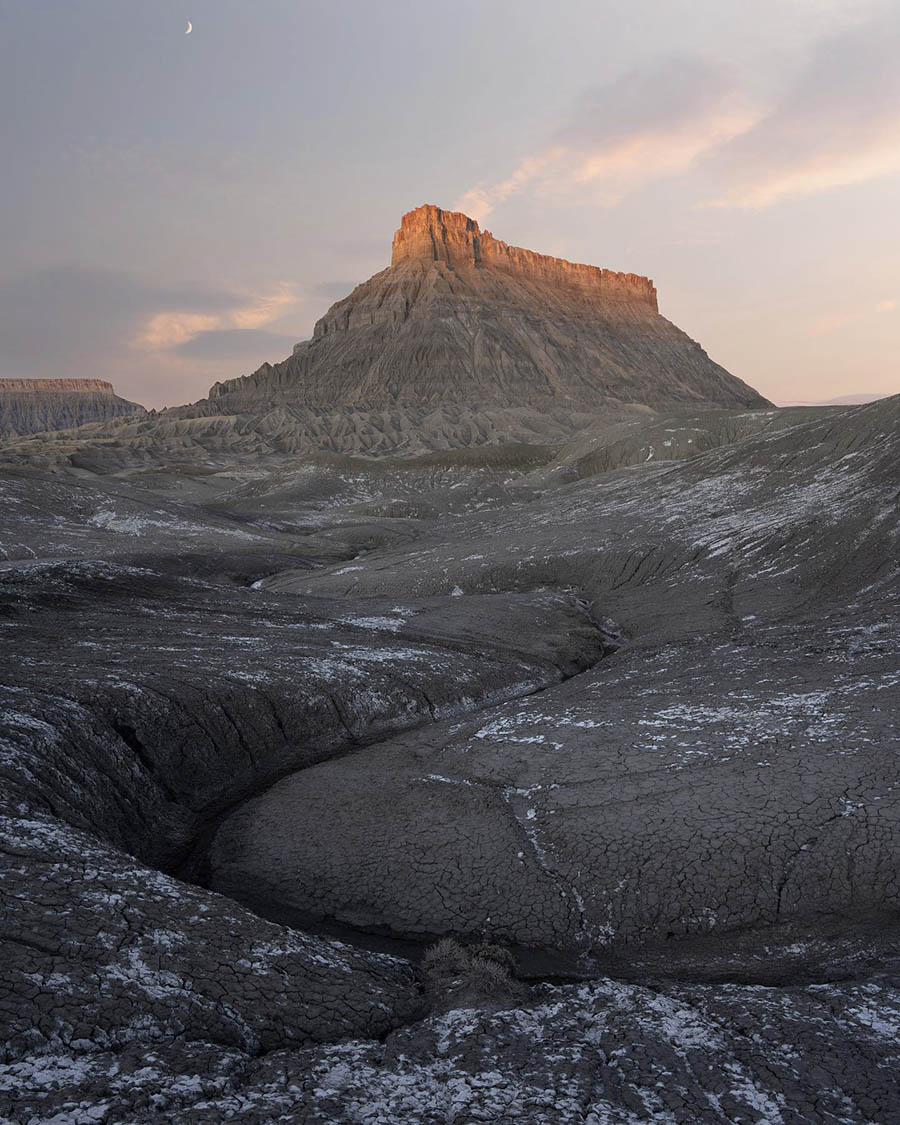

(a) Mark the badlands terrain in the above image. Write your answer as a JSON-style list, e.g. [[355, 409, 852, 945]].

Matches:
[[1, 207, 899, 1123]]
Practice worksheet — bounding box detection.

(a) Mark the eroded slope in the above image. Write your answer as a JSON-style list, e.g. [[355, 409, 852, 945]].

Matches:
[[214, 397, 900, 952]]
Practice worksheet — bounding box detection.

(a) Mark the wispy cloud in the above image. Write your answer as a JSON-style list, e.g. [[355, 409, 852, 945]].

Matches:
[[228, 285, 300, 330], [454, 56, 760, 222], [455, 154, 556, 224], [134, 283, 301, 351], [455, 10, 900, 221], [710, 10, 900, 206], [135, 311, 222, 351]]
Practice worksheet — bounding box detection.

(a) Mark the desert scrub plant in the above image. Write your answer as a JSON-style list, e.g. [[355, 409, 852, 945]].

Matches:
[[422, 937, 471, 980], [421, 938, 522, 1011], [470, 942, 517, 973]]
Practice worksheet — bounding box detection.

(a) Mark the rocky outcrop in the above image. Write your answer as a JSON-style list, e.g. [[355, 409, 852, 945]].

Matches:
[[7, 961, 900, 1122], [0, 378, 145, 437], [208, 204, 768, 413], [0, 811, 421, 1060], [390, 204, 659, 306]]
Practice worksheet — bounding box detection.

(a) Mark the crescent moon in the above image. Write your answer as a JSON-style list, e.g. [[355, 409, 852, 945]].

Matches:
[[185, 21, 192, 34]]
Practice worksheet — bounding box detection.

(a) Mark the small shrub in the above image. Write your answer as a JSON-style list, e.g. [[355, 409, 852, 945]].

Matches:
[[420, 938, 521, 1011], [470, 942, 517, 974], [421, 937, 471, 979]]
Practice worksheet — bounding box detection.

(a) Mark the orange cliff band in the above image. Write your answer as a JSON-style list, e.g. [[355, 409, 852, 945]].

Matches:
[[391, 204, 658, 310]]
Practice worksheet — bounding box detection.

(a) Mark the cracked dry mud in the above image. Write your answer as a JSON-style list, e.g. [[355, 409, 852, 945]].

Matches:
[[2, 395, 899, 1123]]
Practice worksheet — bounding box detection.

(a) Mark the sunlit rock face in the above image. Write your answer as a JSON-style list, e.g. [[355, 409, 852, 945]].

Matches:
[[0, 378, 145, 437], [209, 204, 768, 412], [391, 203, 659, 305]]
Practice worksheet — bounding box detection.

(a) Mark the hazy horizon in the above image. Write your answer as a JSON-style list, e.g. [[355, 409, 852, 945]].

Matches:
[[2, 0, 898, 410]]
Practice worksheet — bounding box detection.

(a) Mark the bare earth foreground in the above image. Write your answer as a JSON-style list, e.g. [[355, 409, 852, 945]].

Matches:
[[1, 209, 899, 1122]]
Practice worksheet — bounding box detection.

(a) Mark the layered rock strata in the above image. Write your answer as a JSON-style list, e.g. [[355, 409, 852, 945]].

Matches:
[[390, 203, 659, 305], [0, 377, 145, 437], [208, 204, 768, 413]]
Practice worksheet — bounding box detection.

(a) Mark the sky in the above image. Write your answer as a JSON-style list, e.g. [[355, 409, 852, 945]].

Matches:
[[0, 0, 898, 408]]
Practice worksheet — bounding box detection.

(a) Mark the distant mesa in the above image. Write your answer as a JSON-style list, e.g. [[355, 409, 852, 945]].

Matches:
[[0, 378, 120, 394], [209, 203, 769, 414], [0, 378, 146, 438], [780, 393, 890, 407]]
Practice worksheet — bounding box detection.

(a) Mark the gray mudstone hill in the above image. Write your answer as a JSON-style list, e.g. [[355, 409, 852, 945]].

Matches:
[[0, 377, 145, 437], [212, 204, 767, 412]]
